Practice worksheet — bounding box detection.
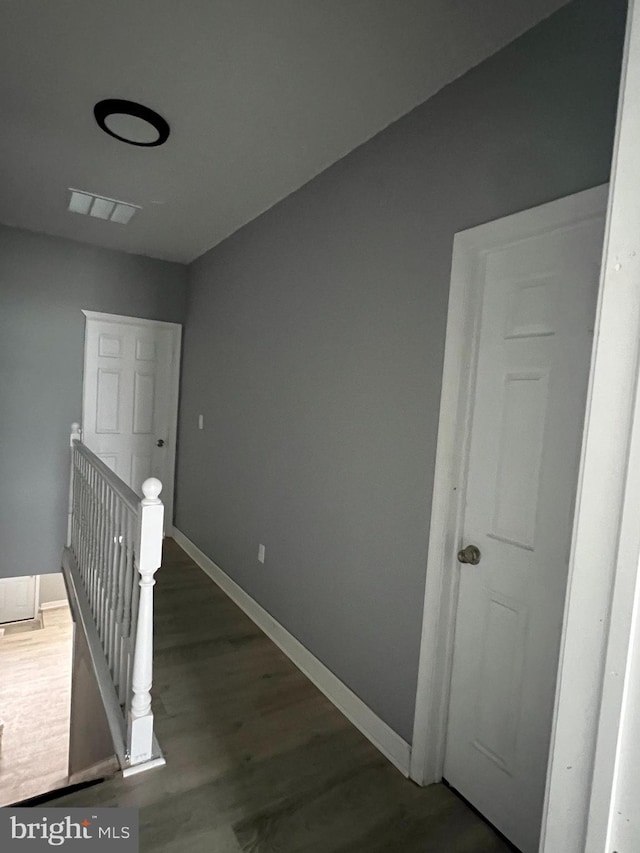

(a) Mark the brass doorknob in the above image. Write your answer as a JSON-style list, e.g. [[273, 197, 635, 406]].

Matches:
[[457, 544, 481, 565]]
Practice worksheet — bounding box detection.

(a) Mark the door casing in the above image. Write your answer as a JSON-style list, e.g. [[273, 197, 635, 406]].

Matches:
[[410, 183, 609, 788]]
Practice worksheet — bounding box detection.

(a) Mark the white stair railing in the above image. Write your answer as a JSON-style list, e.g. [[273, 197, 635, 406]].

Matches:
[[65, 422, 164, 771]]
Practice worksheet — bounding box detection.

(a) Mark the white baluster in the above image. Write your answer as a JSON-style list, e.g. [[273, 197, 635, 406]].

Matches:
[[121, 508, 135, 706], [67, 422, 82, 547], [107, 487, 118, 677], [112, 498, 125, 694], [127, 477, 164, 765]]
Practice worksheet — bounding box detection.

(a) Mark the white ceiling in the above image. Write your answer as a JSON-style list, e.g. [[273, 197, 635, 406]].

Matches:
[[0, 0, 567, 263]]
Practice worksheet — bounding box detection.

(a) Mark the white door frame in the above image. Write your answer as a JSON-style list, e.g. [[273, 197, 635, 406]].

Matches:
[[542, 1, 640, 849], [413, 0, 640, 848], [409, 183, 609, 789], [81, 310, 182, 534]]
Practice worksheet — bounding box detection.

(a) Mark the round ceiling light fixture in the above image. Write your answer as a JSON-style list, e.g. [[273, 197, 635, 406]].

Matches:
[[94, 99, 170, 147]]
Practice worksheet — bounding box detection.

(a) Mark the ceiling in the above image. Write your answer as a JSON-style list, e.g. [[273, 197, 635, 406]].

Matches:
[[0, 0, 567, 263]]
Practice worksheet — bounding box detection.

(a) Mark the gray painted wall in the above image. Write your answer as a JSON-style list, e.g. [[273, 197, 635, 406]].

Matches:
[[38, 572, 67, 606], [175, 0, 625, 743], [0, 225, 187, 580]]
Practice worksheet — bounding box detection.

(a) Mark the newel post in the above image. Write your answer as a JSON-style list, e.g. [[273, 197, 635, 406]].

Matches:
[[66, 422, 82, 547], [128, 477, 164, 766]]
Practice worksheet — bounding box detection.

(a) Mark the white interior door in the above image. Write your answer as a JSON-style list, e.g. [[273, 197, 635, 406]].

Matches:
[[0, 576, 37, 623], [444, 201, 605, 851], [82, 312, 181, 529]]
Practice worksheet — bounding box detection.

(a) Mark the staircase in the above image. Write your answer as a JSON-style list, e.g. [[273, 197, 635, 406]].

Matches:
[[63, 422, 165, 775]]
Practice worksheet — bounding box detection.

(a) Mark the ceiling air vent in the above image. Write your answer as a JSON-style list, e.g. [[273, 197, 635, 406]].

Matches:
[[68, 189, 141, 224]]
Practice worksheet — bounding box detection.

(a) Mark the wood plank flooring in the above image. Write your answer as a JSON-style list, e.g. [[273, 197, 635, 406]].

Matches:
[[49, 539, 511, 852], [0, 604, 73, 805]]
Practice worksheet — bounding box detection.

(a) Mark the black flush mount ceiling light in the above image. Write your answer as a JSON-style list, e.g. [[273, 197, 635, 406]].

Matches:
[[94, 99, 170, 147]]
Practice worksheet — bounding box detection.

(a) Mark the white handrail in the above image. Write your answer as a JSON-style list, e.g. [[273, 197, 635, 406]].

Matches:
[[65, 422, 164, 770]]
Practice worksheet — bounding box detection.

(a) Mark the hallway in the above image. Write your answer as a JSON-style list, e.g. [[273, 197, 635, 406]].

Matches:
[[50, 539, 510, 852]]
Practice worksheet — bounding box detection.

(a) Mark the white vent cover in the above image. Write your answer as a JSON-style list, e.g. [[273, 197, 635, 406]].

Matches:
[[68, 189, 141, 224]]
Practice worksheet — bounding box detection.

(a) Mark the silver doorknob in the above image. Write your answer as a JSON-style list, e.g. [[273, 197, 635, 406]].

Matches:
[[156, 439, 165, 447], [457, 544, 481, 565]]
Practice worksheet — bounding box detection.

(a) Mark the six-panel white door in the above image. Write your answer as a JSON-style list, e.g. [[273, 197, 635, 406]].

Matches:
[[444, 212, 605, 851], [82, 313, 181, 527], [0, 576, 37, 623]]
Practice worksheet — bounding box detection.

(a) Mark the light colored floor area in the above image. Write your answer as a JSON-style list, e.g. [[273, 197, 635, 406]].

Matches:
[[2, 616, 43, 636], [0, 603, 73, 805], [50, 540, 511, 852]]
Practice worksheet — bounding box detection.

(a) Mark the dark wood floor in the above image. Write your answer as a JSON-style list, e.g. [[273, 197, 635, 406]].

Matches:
[[50, 539, 511, 852]]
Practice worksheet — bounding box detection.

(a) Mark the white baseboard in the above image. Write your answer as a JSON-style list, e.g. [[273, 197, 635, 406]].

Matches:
[[171, 528, 411, 777], [122, 755, 166, 778], [39, 600, 68, 611]]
